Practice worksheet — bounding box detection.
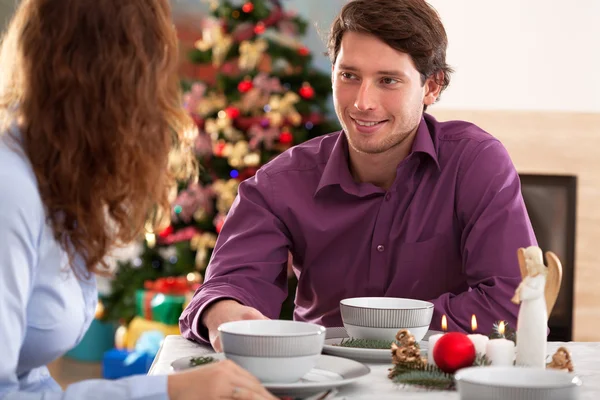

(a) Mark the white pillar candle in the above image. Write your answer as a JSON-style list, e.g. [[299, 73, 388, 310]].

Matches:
[[427, 333, 444, 367], [486, 338, 515, 366], [467, 334, 489, 356]]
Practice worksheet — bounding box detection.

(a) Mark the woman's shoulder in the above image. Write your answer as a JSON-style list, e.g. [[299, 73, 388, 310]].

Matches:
[[0, 131, 45, 222]]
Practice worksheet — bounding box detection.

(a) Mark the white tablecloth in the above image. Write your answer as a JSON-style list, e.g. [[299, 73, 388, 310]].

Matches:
[[149, 335, 600, 399]]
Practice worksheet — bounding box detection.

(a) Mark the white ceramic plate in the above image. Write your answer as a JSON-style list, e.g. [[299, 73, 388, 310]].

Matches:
[[171, 353, 371, 398], [322, 337, 428, 363], [321, 327, 438, 363]]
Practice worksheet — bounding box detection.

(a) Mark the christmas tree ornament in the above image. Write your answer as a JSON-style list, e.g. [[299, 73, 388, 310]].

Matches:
[[242, 2, 254, 13], [432, 332, 476, 374], [298, 46, 310, 56], [191, 232, 218, 270], [278, 129, 293, 145], [254, 22, 266, 35], [243, 152, 261, 167], [212, 179, 240, 214], [239, 39, 268, 71], [299, 82, 315, 99], [266, 92, 301, 127], [248, 123, 280, 150], [238, 77, 254, 93], [224, 106, 241, 119], [227, 140, 250, 168]]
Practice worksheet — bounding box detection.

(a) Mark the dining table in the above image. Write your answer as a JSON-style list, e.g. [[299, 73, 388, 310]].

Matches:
[[148, 328, 600, 399]]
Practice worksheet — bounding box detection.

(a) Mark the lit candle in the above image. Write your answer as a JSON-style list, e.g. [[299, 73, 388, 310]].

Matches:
[[428, 315, 447, 367], [467, 314, 489, 355], [485, 321, 515, 366]]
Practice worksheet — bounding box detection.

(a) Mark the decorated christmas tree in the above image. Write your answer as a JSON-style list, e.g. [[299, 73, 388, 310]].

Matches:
[[102, 0, 339, 325]]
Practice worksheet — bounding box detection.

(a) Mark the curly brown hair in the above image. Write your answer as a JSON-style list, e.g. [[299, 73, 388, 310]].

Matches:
[[0, 0, 197, 276], [327, 0, 453, 104]]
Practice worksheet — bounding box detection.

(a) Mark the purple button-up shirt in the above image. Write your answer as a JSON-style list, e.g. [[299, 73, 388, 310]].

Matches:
[[180, 113, 536, 342]]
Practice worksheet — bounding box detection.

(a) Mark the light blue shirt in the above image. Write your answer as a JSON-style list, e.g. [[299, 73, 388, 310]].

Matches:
[[0, 128, 168, 399]]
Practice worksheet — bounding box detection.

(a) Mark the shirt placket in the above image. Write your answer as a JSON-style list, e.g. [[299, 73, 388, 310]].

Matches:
[[367, 191, 396, 295]]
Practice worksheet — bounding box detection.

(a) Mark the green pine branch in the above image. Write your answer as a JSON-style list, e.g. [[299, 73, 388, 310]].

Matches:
[[338, 338, 398, 349], [393, 369, 455, 391]]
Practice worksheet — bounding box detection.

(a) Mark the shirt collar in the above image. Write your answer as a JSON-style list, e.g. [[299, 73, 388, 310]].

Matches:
[[413, 114, 441, 171], [314, 114, 441, 197]]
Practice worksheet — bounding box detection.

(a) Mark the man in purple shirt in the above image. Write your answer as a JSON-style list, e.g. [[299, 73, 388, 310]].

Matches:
[[180, 0, 536, 350]]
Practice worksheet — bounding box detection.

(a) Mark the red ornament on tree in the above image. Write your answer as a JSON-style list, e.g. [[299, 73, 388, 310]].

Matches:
[[158, 225, 174, 238], [254, 22, 266, 35], [432, 332, 476, 373], [224, 106, 240, 119], [279, 130, 293, 145], [242, 2, 254, 13], [299, 82, 315, 99], [298, 46, 310, 56], [238, 78, 253, 93]]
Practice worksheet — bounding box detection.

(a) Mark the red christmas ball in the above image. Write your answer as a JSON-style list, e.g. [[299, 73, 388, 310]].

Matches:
[[298, 46, 310, 56], [299, 82, 315, 99], [432, 332, 476, 374], [242, 2, 254, 13], [224, 106, 240, 119], [238, 79, 253, 93], [158, 225, 174, 238], [279, 131, 293, 145], [254, 22, 266, 35]]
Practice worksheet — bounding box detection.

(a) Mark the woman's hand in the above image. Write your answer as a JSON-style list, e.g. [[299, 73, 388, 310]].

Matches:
[[168, 359, 278, 400]]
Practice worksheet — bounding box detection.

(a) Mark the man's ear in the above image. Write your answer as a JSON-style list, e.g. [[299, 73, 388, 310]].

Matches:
[[423, 71, 444, 106]]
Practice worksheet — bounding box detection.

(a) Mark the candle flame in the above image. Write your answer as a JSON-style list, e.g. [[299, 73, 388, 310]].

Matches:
[[441, 315, 447, 331], [498, 320, 505, 335], [471, 314, 478, 332]]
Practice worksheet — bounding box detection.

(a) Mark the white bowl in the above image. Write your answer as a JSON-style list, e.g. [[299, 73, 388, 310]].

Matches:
[[340, 297, 433, 342], [218, 319, 326, 383], [455, 366, 582, 400]]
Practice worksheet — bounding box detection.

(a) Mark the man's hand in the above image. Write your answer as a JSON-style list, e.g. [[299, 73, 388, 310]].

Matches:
[[202, 299, 269, 351]]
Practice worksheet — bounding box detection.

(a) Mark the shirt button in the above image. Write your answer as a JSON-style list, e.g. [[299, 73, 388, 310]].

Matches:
[[377, 245, 385, 252], [385, 193, 392, 201]]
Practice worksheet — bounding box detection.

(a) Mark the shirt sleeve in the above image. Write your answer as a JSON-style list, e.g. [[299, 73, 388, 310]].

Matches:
[[2, 375, 168, 400], [429, 139, 537, 334], [179, 168, 291, 343], [0, 166, 170, 400]]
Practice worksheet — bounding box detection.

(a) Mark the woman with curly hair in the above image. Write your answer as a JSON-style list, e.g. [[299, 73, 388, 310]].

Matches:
[[0, 1, 276, 399]]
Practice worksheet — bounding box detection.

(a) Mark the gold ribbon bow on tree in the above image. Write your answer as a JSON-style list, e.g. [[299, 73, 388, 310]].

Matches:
[[204, 111, 243, 141], [267, 92, 302, 128], [225, 140, 251, 169], [190, 232, 218, 270], [239, 39, 269, 71], [212, 178, 240, 215], [195, 25, 233, 67]]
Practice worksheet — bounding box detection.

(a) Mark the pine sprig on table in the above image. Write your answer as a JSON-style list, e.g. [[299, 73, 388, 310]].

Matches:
[[337, 338, 400, 349], [189, 356, 215, 367], [393, 369, 455, 390], [390, 363, 455, 390]]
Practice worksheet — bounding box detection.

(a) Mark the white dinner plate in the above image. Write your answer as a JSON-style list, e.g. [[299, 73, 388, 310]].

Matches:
[[171, 353, 371, 398], [321, 327, 440, 363]]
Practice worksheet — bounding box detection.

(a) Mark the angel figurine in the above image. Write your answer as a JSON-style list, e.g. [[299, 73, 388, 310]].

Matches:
[[511, 246, 562, 368]]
